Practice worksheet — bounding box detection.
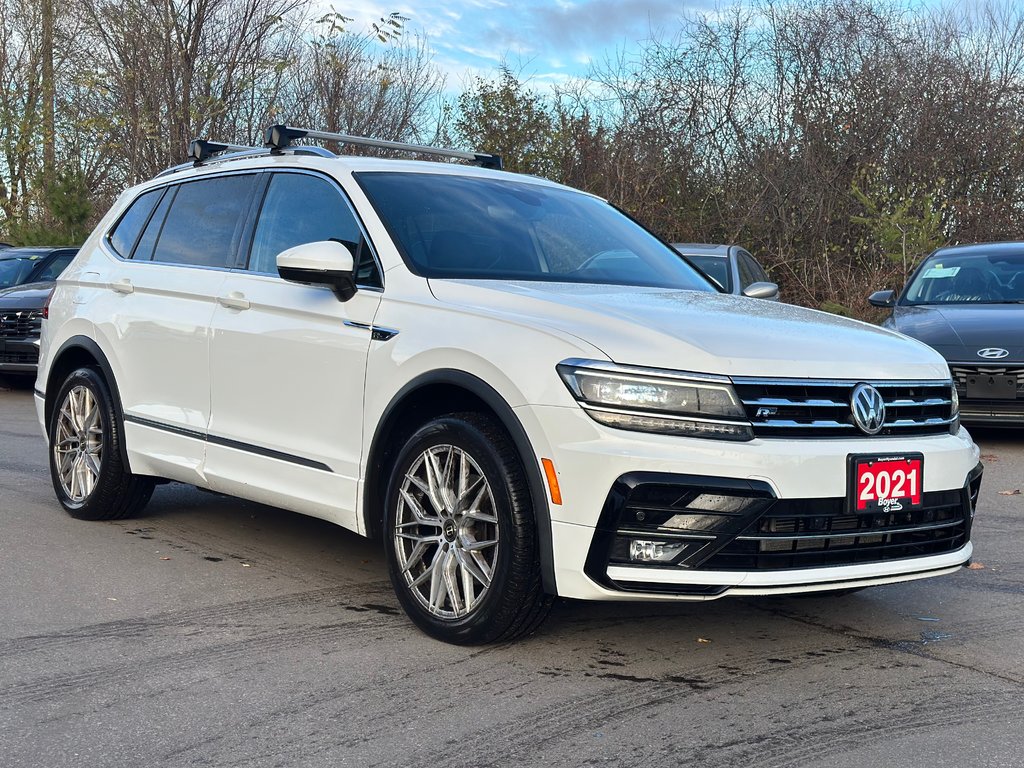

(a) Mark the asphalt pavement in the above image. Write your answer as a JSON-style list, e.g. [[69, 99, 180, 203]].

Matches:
[[1, 380, 1022, 768]]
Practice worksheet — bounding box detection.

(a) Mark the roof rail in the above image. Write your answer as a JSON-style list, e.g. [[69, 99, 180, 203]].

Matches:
[[264, 124, 504, 170]]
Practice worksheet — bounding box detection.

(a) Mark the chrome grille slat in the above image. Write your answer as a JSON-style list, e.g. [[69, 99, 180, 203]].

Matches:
[[732, 377, 954, 438]]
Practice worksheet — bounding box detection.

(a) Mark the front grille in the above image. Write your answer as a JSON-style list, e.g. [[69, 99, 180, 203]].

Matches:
[[732, 378, 954, 437], [951, 365, 1024, 398], [0, 309, 42, 338], [701, 490, 969, 570]]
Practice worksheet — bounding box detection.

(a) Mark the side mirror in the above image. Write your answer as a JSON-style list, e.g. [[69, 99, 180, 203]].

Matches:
[[742, 281, 780, 300], [277, 240, 357, 301], [868, 289, 896, 308]]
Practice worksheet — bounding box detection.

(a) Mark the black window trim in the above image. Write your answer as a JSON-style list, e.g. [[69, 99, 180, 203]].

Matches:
[[241, 167, 385, 292]]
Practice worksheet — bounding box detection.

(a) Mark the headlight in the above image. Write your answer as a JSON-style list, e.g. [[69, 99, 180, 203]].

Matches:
[[557, 360, 753, 441], [950, 379, 960, 434]]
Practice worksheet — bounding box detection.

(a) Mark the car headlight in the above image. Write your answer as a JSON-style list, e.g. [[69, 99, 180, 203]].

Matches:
[[557, 360, 753, 441], [950, 379, 960, 434]]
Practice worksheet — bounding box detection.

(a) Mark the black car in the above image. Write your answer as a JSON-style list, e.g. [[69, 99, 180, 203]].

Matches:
[[0, 247, 78, 376], [870, 241, 1024, 425]]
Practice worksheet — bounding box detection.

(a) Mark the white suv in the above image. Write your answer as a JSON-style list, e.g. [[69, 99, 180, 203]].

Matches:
[[36, 126, 982, 644]]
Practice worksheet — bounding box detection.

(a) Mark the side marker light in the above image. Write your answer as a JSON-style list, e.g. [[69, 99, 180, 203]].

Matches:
[[541, 458, 562, 505]]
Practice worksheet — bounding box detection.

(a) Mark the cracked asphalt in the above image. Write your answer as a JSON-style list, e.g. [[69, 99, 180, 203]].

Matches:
[[1, 381, 1022, 768]]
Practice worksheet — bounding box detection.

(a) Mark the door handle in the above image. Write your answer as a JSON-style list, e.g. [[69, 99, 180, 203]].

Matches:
[[217, 292, 251, 310], [110, 278, 134, 294]]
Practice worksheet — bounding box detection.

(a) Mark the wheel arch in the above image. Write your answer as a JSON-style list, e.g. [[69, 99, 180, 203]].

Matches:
[[45, 336, 132, 470], [363, 369, 556, 594]]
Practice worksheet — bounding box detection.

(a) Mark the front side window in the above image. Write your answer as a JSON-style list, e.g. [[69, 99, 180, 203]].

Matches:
[[355, 172, 715, 291], [150, 175, 256, 268], [686, 254, 731, 292], [739, 251, 769, 284], [28, 250, 76, 282], [903, 250, 1024, 305], [248, 172, 381, 287]]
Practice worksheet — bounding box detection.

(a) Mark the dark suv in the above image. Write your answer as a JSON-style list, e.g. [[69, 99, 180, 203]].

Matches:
[[0, 247, 78, 375]]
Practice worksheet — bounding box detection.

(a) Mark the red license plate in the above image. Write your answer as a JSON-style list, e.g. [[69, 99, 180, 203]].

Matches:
[[849, 454, 923, 513]]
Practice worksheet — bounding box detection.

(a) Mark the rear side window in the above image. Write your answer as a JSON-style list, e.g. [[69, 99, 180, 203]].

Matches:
[[151, 175, 256, 268], [108, 189, 161, 257], [248, 172, 380, 286], [29, 251, 76, 281]]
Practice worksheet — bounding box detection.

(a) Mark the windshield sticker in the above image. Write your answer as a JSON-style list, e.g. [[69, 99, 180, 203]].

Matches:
[[921, 266, 960, 279]]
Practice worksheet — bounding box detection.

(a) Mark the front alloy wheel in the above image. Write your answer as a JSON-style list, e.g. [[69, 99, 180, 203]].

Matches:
[[385, 412, 552, 644], [394, 444, 500, 618]]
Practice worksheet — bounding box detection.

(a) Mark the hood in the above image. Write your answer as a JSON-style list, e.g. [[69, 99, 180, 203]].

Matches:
[[0, 281, 52, 308], [890, 304, 1024, 363], [429, 280, 951, 380]]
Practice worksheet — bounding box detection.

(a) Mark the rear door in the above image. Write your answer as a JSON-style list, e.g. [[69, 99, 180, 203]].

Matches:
[[96, 173, 259, 482], [205, 170, 383, 529]]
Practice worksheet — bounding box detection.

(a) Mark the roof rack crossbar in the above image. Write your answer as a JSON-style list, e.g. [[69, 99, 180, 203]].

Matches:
[[188, 139, 264, 165], [264, 124, 503, 170]]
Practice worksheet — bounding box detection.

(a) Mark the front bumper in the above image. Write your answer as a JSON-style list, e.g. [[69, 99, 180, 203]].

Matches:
[[0, 336, 40, 373], [520, 404, 982, 600]]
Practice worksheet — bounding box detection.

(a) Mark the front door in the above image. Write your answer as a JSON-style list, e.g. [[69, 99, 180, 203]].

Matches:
[[204, 170, 384, 530]]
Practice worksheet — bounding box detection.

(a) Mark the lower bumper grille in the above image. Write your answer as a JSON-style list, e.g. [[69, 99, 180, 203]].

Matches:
[[702, 490, 968, 570], [0, 349, 39, 365], [588, 468, 981, 587]]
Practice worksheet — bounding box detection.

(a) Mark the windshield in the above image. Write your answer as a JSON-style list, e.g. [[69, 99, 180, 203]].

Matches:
[[903, 250, 1024, 305], [0, 254, 45, 288], [355, 172, 716, 291]]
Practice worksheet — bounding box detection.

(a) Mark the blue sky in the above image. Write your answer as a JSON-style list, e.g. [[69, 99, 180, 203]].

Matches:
[[342, 0, 711, 87]]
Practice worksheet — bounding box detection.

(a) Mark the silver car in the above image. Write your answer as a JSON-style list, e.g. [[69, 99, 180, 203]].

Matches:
[[672, 243, 779, 300]]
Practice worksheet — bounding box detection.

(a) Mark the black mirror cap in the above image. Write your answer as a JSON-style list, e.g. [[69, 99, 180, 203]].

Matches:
[[868, 289, 896, 308], [278, 267, 357, 301]]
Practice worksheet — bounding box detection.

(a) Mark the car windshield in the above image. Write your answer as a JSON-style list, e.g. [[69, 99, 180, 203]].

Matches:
[[903, 250, 1024, 305], [0, 254, 46, 288], [355, 172, 716, 291]]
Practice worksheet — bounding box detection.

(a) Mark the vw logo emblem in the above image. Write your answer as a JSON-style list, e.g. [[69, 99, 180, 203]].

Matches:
[[977, 347, 1009, 359], [851, 383, 886, 435]]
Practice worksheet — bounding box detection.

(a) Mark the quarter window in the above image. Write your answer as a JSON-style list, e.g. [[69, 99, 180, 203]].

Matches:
[[108, 189, 161, 258], [132, 186, 175, 261], [248, 173, 381, 287], [150, 175, 256, 268]]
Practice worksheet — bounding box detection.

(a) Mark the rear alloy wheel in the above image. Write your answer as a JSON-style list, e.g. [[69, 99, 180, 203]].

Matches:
[[48, 367, 154, 520], [385, 412, 551, 644], [53, 383, 104, 503]]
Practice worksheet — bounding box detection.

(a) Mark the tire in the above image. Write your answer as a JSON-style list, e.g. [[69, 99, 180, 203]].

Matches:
[[48, 367, 155, 520], [384, 412, 552, 644]]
